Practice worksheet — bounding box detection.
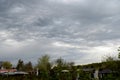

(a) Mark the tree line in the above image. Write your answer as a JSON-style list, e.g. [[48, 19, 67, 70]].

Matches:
[[1, 47, 120, 80]]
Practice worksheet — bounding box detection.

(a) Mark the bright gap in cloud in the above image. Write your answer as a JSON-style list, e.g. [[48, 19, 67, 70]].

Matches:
[[52, 41, 82, 48], [3, 39, 35, 48], [0, 31, 12, 38]]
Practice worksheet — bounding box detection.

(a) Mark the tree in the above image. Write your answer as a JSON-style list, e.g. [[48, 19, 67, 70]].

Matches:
[[105, 56, 114, 62], [55, 58, 67, 68], [101, 55, 118, 71], [24, 61, 33, 72], [118, 47, 120, 59], [68, 62, 74, 69], [16, 59, 24, 71], [67, 62, 77, 80], [54, 58, 74, 80], [37, 55, 51, 71], [2, 61, 12, 69], [36, 54, 51, 79]]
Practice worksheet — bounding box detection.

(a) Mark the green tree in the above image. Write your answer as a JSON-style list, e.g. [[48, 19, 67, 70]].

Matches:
[[101, 55, 118, 71], [54, 58, 74, 80], [105, 56, 114, 62], [118, 47, 120, 59], [2, 61, 12, 69], [67, 62, 77, 80], [24, 61, 33, 72], [37, 54, 51, 80], [16, 59, 24, 71], [55, 58, 67, 68], [102, 55, 115, 62], [37, 55, 51, 71]]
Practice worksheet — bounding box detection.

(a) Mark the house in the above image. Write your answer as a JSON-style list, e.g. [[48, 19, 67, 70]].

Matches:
[[82, 68, 95, 79], [79, 68, 118, 80], [0, 61, 17, 74], [98, 69, 118, 79]]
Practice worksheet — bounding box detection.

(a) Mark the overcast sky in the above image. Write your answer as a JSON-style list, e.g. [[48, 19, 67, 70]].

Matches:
[[0, 0, 120, 65]]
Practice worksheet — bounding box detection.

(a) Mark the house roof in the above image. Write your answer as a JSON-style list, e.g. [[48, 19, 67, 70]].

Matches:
[[0, 71, 28, 76], [61, 70, 69, 72], [82, 68, 94, 72], [0, 69, 17, 73], [99, 69, 115, 74]]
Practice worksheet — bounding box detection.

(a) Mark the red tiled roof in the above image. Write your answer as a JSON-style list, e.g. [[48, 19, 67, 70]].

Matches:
[[0, 69, 17, 73]]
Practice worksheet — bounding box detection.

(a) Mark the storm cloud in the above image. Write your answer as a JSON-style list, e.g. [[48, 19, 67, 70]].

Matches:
[[0, 0, 120, 65]]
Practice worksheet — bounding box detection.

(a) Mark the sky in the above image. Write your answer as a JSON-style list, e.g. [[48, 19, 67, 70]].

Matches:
[[0, 0, 120, 65]]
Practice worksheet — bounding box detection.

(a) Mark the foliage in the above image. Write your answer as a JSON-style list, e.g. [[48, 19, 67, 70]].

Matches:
[[37, 54, 51, 80], [24, 61, 33, 72], [55, 58, 66, 67], [37, 54, 51, 71], [118, 47, 120, 59], [16, 59, 24, 71], [0, 75, 39, 80], [2, 61, 12, 69]]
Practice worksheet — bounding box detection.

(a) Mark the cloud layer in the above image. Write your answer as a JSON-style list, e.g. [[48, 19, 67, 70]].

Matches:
[[0, 0, 120, 65]]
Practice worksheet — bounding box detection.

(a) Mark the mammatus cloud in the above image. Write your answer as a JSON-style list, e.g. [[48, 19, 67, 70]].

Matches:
[[0, 0, 120, 65]]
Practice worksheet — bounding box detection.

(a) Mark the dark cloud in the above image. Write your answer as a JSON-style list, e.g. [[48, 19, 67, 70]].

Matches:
[[0, 0, 120, 65]]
